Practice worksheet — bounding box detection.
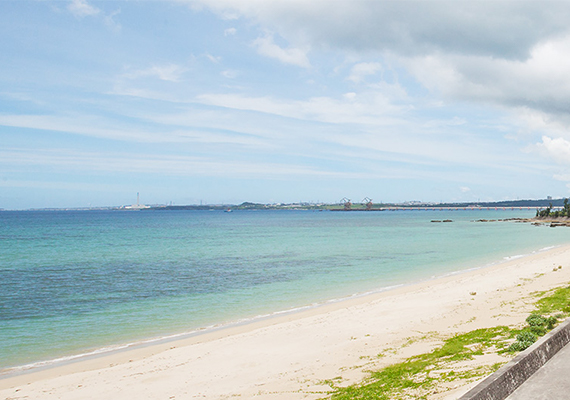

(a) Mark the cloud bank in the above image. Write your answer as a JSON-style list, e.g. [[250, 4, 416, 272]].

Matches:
[[193, 0, 570, 175]]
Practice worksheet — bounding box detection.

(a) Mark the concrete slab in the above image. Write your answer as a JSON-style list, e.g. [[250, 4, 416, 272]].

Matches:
[[506, 342, 570, 400]]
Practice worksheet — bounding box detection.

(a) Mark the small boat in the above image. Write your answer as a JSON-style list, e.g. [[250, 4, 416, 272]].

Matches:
[[225, 208, 232, 213]]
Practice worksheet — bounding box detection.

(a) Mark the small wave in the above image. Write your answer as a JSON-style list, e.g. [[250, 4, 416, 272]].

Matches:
[[503, 244, 560, 260], [323, 284, 405, 302], [539, 245, 558, 252], [5, 344, 132, 373], [2, 329, 206, 375]]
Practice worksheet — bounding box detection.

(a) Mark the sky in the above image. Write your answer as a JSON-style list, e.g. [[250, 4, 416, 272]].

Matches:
[[3, 1, 570, 209]]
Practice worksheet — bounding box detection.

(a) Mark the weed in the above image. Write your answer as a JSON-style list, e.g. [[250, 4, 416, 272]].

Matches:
[[506, 311, 562, 352], [526, 314, 547, 327], [326, 327, 512, 400], [508, 331, 537, 352], [547, 316, 557, 329]]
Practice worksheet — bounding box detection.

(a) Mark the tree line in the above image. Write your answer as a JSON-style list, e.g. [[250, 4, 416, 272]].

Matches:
[[536, 198, 570, 218]]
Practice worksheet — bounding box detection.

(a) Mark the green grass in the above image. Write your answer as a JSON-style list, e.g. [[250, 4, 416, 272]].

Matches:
[[535, 285, 570, 315], [327, 327, 512, 400], [324, 282, 570, 400]]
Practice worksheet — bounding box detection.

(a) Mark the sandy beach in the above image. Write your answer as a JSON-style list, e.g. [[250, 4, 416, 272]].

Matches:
[[2, 243, 570, 400]]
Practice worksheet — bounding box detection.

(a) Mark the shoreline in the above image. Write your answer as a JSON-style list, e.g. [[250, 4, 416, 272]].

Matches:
[[0, 243, 556, 378], [2, 243, 570, 399]]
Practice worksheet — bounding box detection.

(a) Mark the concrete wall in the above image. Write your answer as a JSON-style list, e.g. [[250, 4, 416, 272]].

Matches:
[[458, 317, 570, 400]]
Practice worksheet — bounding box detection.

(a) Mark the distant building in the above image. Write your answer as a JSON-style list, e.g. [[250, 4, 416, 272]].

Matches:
[[124, 192, 150, 210], [547, 196, 553, 200]]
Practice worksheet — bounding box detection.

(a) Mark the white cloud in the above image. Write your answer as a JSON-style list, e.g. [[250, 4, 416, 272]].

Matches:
[[537, 136, 570, 186], [124, 64, 188, 82], [347, 62, 382, 83], [0, 179, 126, 192], [553, 174, 570, 182], [206, 54, 221, 63], [193, 1, 570, 59], [252, 35, 310, 68], [224, 28, 237, 36], [404, 36, 570, 105], [343, 92, 356, 101], [104, 9, 122, 32], [191, 1, 570, 141], [0, 114, 162, 142], [188, 92, 516, 168], [131, 98, 521, 169], [221, 70, 238, 78], [537, 136, 570, 165], [0, 113, 273, 148], [196, 91, 406, 125], [396, 35, 570, 139], [67, 0, 100, 18], [0, 148, 350, 179], [423, 117, 466, 129], [460, 186, 471, 193]]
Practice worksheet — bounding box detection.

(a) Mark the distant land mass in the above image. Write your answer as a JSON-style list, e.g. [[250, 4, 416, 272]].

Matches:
[[5, 198, 566, 212], [146, 198, 567, 212]]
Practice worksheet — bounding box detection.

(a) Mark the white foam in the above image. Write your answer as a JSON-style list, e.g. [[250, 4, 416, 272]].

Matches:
[[539, 245, 558, 252], [3, 329, 206, 374]]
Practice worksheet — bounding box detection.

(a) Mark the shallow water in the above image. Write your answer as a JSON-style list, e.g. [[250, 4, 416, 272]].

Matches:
[[1, 209, 569, 369]]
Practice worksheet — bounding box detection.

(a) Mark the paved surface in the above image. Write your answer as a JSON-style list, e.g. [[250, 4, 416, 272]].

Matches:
[[505, 342, 570, 400]]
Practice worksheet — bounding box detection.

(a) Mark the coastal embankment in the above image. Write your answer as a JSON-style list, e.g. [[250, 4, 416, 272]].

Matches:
[[2, 244, 570, 399]]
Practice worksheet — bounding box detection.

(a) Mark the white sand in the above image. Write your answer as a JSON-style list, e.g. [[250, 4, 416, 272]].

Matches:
[[2, 244, 570, 400]]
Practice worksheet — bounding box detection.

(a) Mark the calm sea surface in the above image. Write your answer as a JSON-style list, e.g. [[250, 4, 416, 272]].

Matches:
[[1, 209, 569, 370]]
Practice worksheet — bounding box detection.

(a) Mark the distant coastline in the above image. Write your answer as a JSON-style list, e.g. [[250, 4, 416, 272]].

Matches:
[[149, 198, 570, 212], [2, 197, 568, 212]]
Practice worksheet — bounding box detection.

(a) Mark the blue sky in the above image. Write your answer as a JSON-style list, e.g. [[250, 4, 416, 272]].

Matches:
[[3, 1, 570, 209]]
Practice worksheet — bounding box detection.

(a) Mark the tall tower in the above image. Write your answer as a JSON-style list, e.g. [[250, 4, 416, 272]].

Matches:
[[137, 192, 140, 206]]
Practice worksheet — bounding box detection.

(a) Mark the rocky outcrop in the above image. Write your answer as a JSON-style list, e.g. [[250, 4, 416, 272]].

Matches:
[[533, 217, 570, 227]]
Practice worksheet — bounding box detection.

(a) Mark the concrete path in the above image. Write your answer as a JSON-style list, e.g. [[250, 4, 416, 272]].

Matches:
[[505, 341, 570, 400]]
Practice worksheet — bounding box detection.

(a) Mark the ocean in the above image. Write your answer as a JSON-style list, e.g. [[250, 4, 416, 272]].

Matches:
[[1, 209, 569, 371]]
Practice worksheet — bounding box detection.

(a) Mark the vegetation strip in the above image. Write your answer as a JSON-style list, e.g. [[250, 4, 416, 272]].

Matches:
[[323, 284, 570, 400], [536, 198, 570, 218]]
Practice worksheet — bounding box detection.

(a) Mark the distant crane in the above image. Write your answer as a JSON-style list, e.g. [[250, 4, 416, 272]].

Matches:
[[340, 197, 352, 210], [362, 197, 373, 211]]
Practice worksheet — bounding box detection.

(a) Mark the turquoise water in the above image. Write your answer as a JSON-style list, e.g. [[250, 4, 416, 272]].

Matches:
[[1, 209, 570, 370]]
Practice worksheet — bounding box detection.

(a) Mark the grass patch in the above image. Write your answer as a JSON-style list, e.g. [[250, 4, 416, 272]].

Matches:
[[504, 285, 570, 352], [323, 282, 570, 399], [535, 285, 570, 315], [326, 327, 512, 400]]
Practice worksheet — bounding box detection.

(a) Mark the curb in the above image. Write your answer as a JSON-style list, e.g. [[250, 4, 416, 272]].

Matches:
[[457, 317, 570, 400]]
